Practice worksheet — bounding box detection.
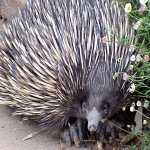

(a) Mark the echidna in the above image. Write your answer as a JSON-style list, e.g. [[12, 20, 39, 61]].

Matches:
[[0, 0, 136, 147]]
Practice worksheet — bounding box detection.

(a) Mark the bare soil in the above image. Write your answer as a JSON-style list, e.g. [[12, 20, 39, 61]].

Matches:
[[0, 106, 85, 150]]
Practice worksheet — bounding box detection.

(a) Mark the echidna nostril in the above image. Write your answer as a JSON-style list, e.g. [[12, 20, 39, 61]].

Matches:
[[88, 124, 97, 132]]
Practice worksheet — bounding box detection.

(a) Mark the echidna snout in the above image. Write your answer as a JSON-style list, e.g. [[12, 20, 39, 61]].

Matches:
[[86, 107, 101, 132], [82, 91, 121, 133], [81, 94, 110, 133]]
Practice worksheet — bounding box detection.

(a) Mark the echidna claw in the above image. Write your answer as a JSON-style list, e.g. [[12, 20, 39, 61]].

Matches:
[[61, 119, 87, 148], [110, 126, 117, 142], [96, 121, 119, 143], [62, 130, 72, 147], [96, 122, 106, 141]]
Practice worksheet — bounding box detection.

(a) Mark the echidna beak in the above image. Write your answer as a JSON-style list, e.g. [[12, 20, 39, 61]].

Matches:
[[86, 107, 101, 132]]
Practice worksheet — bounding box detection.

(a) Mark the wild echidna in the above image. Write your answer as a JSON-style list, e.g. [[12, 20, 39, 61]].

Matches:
[[0, 0, 136, 147]]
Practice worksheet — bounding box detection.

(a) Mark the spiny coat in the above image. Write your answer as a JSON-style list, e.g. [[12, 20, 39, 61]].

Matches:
[[0, 0, 136, 136]]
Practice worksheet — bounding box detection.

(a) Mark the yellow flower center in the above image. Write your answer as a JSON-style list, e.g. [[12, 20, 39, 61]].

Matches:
[[140, 0, 148, 4], [127, 6, 131, 11], [125, 3, 132, 13]]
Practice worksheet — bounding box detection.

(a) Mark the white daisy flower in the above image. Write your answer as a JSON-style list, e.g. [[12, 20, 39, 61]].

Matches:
[[130, 55, 136, 61], [130, 106, 135, 112], [133, 20, 141, 30], [139, 0, 148, 4], [129, 65, 134, 70], [125, 3, 132, 13], [129, 83, 135, 93], [143, 120, 147, 125], [136, 101, 142, 106]]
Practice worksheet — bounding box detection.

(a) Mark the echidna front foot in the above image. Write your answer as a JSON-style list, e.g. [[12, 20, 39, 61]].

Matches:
[[96, 119, 133, 144], [96, 121, 119, 143], [96, 109, 136, 145], [61, 119, 87, 148]]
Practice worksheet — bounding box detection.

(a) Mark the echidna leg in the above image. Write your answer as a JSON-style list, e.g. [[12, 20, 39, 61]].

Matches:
[[96, 121, 119, 143], [96, 122, 106, 141], [110, 125, 117, 142], [61, 119, 87, 148], [97, 108, 136, 142]]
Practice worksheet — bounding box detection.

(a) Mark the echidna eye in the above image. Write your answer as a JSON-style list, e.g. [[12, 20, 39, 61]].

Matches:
[[82, 102, 87, 110], [103, 104, 108, 113]]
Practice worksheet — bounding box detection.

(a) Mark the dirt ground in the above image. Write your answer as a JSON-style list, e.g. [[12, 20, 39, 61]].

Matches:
[[0, 105, 87, 150]]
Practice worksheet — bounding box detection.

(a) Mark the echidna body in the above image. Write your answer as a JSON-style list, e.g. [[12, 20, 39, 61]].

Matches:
[[0, 0, 136, 136]]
